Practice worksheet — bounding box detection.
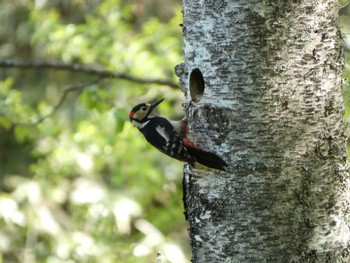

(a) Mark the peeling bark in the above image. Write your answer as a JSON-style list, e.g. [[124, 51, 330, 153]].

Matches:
[[179, 0, 350, 262]]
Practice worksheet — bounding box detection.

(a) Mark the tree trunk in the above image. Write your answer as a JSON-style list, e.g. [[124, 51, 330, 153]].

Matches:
[[180, 0, 350, 262]]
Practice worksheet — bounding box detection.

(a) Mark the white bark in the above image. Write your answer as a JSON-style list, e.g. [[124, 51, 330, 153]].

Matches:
[[180, 0, 350, 262]]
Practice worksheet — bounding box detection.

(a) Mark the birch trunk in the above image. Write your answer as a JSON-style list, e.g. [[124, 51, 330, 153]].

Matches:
[[179, 1, 350, 262]]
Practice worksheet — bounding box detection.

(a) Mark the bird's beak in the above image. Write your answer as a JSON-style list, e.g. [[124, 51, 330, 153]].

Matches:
[[150, 98, 164, 112]]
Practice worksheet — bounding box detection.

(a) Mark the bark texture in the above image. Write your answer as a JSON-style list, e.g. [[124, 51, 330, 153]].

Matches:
[[180, 0, 350, 262]]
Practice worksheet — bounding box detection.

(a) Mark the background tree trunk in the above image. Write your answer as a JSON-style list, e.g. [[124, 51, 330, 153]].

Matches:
[[180, 0, 350, 262]]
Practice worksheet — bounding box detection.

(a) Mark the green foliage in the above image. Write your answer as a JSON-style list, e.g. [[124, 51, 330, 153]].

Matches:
[[1, 1, 350, 262], [0, 0, 187, 262]]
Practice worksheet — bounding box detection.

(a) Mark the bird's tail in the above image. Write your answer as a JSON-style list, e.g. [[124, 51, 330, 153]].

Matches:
[[186, 147, 228, 171]]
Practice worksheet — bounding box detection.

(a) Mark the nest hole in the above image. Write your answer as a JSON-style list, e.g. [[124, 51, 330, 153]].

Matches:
[[189, 68, 205, 102]]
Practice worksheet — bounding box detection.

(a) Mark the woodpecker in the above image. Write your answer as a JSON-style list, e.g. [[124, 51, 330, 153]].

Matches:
[[129, 98, 227, 171]]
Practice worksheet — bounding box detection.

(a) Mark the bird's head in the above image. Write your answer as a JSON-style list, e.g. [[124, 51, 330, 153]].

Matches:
[[129, 98, 164, 126]]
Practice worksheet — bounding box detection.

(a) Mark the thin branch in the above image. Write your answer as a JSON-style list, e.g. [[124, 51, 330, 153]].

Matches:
[[0, 60, 179, 88], [6, 77, 103, 126]]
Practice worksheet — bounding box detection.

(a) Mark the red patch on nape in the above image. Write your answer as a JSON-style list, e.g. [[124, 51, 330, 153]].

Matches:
[[182, 138, 197, 149], [129, 111, 135, 120]]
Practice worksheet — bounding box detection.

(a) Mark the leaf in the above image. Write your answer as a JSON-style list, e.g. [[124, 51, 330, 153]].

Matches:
[[114, 109, 126, 133], [14, 126, 29, 143], [0, 116, 11, 129]]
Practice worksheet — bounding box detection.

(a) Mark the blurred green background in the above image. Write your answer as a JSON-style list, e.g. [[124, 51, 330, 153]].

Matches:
[[0, 1, 349, 263]]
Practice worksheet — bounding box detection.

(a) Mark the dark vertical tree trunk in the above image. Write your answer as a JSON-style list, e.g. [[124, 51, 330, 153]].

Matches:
[[179, 0, 350, 262]]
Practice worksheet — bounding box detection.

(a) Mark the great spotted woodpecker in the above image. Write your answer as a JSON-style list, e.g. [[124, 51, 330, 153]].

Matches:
[[129, 98, 227, 171]]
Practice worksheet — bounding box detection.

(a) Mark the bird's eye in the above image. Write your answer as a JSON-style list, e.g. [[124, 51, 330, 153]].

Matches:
[[141, 106, 147, 111]]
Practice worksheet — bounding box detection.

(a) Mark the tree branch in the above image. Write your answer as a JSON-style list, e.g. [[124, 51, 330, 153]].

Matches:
[[0, 60, 179, 89], [6, 77, 104, 126]]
